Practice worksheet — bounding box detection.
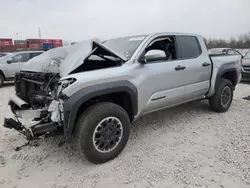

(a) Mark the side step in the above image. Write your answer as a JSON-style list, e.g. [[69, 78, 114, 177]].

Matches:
[[3, 118, 58, 140]]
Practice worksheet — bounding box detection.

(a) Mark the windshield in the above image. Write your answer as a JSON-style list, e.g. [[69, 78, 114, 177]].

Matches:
[[103, 35, 146, 59]]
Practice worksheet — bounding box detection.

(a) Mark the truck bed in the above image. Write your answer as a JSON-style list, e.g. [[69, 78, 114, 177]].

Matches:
[[209, 54, 242, 67]]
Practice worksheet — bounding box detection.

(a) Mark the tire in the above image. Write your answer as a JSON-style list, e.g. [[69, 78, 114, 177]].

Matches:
[[209, 79, 233, 112], [0, 74, 4, 88], [74, 102, 131, 164]]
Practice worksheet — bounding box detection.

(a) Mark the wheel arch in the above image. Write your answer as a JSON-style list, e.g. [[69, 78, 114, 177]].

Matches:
[[215, 65, 239, 91], [63, 80, 138, 137], [0, 70, 5, 80]]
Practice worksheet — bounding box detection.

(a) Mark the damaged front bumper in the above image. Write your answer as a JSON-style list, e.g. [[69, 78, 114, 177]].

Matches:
[[3, 118, 33, 140], [3, 118, 58, 141], [4, 94, 62, 140]]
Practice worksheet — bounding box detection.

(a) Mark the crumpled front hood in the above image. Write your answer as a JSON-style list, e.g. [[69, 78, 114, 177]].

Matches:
[[21, 40, 127, 77]]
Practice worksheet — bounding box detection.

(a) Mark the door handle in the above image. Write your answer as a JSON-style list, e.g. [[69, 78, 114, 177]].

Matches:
[[202, 62, 211, 67], [175, 65, 186, 71]]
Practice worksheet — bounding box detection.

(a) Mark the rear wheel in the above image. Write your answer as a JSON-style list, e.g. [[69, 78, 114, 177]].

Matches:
[[74, 102, 131, 164], [209, 79, 233, 112], [0, 74, 4, 88]]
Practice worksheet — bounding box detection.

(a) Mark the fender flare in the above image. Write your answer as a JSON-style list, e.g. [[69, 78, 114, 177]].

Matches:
[[63, 80, 138, 137], [214, 63, 238, 91]]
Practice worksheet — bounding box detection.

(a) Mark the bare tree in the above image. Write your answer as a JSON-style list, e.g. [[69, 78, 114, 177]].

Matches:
[[205, 32, 250, 49]]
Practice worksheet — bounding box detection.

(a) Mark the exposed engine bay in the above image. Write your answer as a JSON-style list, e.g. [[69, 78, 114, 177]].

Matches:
[[14, 71, 60, 111]]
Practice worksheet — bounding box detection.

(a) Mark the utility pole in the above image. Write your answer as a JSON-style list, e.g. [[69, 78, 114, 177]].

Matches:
[[38, 27, 42, 50], [38, 27, 42, 40], [16, 32, 19, 49], [16, 32, 19, 40]]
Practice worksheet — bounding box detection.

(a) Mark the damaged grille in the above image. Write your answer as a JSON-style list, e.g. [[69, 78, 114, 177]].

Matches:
[[15, 71, 60, 109]]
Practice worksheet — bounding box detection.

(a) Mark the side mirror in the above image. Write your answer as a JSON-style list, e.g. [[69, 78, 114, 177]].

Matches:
[[7, 60, 12, 64], [139, 57, 147, 64], [140, 49, 166, 63]]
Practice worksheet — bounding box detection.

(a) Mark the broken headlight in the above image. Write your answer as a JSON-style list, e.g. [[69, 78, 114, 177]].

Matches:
[[59, 78, 76, 89], [57, 78, 76, 100], [49, 58, 61, 67]]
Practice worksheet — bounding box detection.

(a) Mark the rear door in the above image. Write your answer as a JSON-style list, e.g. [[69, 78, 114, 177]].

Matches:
[[178, 35, 212, 101]]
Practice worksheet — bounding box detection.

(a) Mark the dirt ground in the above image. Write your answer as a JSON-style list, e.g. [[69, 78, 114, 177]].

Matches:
[[0, 83, 250, 188]]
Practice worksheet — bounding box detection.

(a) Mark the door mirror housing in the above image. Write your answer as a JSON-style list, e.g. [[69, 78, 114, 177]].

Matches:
[[140, 49, 166, 63], [139, 57, 147, 64], [7, 60, 12, 64]]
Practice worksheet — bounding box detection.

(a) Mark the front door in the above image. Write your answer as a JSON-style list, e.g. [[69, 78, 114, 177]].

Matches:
[[137, 36, 187, 114]]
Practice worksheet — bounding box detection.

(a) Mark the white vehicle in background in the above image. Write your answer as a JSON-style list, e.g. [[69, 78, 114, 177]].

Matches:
[[208, 48, 243, 57], [236, 49, 250, 57], [0, 51, 43, 87], [241, 50, 250, 81]]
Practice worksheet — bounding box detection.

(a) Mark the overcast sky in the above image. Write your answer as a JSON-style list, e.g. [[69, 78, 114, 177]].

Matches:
[[1, 0, 250, 42]]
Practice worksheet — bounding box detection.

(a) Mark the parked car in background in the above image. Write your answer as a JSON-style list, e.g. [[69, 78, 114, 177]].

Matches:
[[208, 48, 243, 57], [236, 49, 250, 57], [241, 50, 250, 81], [0, 51, 43, 87]]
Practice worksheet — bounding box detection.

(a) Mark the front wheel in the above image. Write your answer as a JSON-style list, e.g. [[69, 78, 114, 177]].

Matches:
[[74, 102, 131, 164], [209, 79, 233, 112], [0, 74, 4, 88]]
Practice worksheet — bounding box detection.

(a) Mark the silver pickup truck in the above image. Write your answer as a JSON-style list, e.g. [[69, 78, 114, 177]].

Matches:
[[3, 32, 242, 164]]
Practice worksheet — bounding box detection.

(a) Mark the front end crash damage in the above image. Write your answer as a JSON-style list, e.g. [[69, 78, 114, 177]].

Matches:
[[3, 72, 66, 140], [3, 39, 126, 140]]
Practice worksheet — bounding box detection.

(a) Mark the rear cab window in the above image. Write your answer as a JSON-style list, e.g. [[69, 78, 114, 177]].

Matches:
[[179, 36, 202, 59]]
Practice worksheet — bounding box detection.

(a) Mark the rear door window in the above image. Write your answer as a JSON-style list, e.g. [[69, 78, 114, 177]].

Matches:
[[179, 36, 201, 59]]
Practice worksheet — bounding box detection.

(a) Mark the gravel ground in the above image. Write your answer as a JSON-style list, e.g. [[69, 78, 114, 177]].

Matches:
[[0, 83, 250, 188]]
